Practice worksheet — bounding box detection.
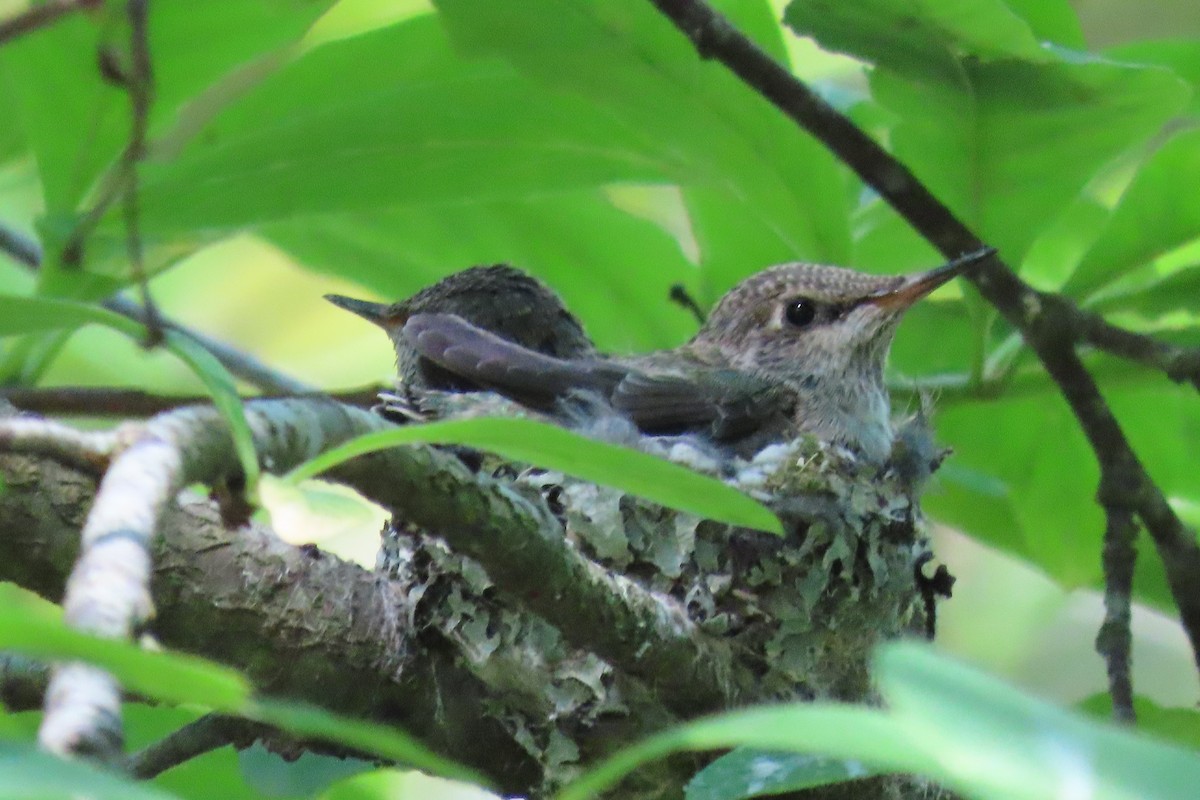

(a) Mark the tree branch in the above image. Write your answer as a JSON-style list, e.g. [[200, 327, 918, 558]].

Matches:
[[1076, 310, 1200, 391], [125, 714, 267, 779], [644, 0, 1200, 682], [0, 450, 543, 792], [1, 385, 381, 417]]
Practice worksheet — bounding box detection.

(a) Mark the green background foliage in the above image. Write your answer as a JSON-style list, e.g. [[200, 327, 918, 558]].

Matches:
[[1, 0, 1199, 797]]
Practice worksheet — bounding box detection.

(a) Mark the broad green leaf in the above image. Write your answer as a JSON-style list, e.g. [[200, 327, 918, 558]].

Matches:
[[1, 1, 335, 222], [878, 643, 1200, 800], [1091, 263, 1200, 319], [685, 748, 877, 800], [433, 0, 853, 279], [786, 0, 1188, 266], [1067, 128, 1200, 296], [785, 0, 1048, 84], [283, 417, 784, 535], [263, 192, 699, 352], [0, 740, 181, 800], [161, 331, 260, 491], [0, 583, 251, 708], [129, 16, 663, 234], [1003, 0, 1086, 49], [561, 642, 1200, 800], [1109, 39, 1200, 117]]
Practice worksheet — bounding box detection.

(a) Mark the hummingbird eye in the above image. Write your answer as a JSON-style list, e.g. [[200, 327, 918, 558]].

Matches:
[[784, 298, 817, 328]]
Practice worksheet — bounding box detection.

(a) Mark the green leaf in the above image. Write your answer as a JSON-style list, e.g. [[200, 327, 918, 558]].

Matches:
[[0, 294, 143, 338], [560, 642, 1200, 800], [786, 0, 1189, 266], [1067, 128, 1200, 296], [685, 748, 876, 800], [1080, 694, 1200, 751], [263, 192, 700, 352], [0, 583, 251, 708], [130, 15, 663, 234], [877, 643, 1200, 800], [283, 417, 784, 535], [785, 0, 1049, 84], [161, 331, 260, 491], [247, 699, 484, 788], [434, 0, 853, 277], [1109, 39, 1200, 118], [0, 740, 182, 800]]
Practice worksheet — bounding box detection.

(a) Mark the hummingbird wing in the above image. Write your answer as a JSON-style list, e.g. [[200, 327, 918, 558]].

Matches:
[[403, 313, 626, 407], [611, 369, 796, 441]]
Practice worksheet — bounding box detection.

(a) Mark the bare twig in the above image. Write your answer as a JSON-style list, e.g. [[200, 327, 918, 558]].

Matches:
[[0, 0, 99, 47], [1076, 310, 1200, 391], [118, 0, 163, 344], [1, 385, 381, 417], [0, 221, 314, 395], [125, 714, 266, 778], [644, 0, 1200, 681]]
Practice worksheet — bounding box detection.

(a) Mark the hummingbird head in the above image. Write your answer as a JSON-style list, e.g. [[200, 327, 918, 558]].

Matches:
[[693, 250, 990, 384]]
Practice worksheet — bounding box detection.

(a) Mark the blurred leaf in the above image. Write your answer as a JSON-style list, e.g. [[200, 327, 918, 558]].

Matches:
[[1, 0, 334, 222], [283, 417, 784, 535], [1091, 263, 1200, 318], [686, 748, 876, 800], [786, 0, 1188, 266], [130, 15, 663, 234], [1109, 39, 1200, 117], [0, 739, 181, 800], [785, 0, 1048, 84], [561, 642, 1200, 800], [433, 0, 853, 283], [0, 293, 142, 337], [318, 768, 497, 800], [246, 699, 483, 788], [1002, 0, 1086, 49], [1080, 694, 1200, 751], [0, 583, 251, 708], [264, 192, 699, 352], [1067, 128, 1200, 296], [876, 643, 1200, 800]]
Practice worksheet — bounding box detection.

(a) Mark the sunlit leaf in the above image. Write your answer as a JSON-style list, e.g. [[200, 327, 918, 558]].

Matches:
[[283, 417, 783, 534]]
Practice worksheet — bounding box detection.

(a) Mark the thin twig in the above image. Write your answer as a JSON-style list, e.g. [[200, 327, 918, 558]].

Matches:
[[0, 221, 315, 395], [644, 0, 1200, 681], [119, 0, 163, 344], [0, 0, 99, 47], [125, 714, 265, 778], [1076, 310, 1200, 391], [1, 385, 381, 417]]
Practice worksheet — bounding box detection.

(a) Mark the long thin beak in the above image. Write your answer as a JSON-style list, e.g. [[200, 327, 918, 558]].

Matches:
[[867, 247, 995, 310], [324, 294, 403, 329]]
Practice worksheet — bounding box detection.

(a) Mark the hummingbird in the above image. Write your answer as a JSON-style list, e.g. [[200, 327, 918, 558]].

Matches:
[[328, 251, 991, 462], [325, 264, 596, 396]]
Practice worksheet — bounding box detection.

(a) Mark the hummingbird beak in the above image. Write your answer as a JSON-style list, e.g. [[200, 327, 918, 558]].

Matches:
[[324, 294, 406, 330], [865, 247, 994, 311]]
